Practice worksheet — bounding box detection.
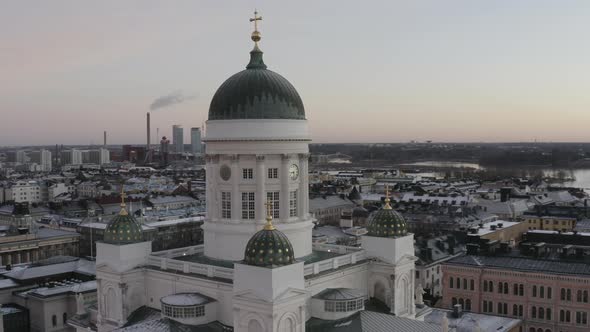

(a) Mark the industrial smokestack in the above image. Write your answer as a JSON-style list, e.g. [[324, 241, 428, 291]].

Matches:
[[103, 131, 107, 147], [147, 112, 151, 150]]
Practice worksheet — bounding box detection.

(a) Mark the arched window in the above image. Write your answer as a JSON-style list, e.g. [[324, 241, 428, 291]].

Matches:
[[529, 328, 535, 332], [459, 298, 464, 308], [450, 277, 454, 289], [519, 284, 524, 296], [560, 309, 565, 322], [504, 282, 509, 294], [452, 297, 457, 306], [545, 329, 551, 332], [567, 289, 572, 301], [519, 305, 523, 317], [498, 281, 503, 294], [584, 290, 589, 303], [470, 279, 474, 291], [539, 307, 544, 319], [561, 288, 566, 300], [537, 329, 542, 332], [533, 285, 537, 297], [547, 287, 552, 299], [513, 284, 518, 295], [463, 278, 467, 290], [489, 281, 493, 292], [513, 304, 518, 316], [577, 290, 582, 302], [566, 310, 571, 322], [63, 313, 67, 325], [546, 308, 551, 320], [540, 286, 544, 298], [483, 280, 488, 292], [465, 299, 471, 311], [532, 306, 537, 319], [52, 315, 57, 327], [457, 278, 461, 289]]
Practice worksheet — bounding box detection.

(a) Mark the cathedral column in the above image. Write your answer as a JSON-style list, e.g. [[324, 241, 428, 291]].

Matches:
[[231, 154, 240, 223], [280, 154, 290, 222], [205, 154, 214, 220], [256, 155, 266, 224], [299, 153, 309, 219]]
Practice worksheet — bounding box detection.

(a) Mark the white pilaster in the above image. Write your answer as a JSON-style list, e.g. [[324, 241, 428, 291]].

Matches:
[[280, 154, 290, 222], [231, 154, 240, 223], [299, 153, 309, 219], [256, 155, 266, 224]]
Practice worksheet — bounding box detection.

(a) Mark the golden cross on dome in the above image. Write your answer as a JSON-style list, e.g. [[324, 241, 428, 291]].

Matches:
[[250, 10, 262, 32], [119, 187, 128, 215], [264, 200, 275, 230], [249, 10, 262, 45], [384, 184, 392, 210]]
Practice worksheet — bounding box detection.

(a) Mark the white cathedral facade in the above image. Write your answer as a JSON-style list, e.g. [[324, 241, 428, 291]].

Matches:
[[85, 14, 419, 332]]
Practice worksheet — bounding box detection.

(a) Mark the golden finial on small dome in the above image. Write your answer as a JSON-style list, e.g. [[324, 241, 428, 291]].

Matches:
[[119, 186, 128, 216], [264, 200, 276, 230], [249, 10, 263, 44], [383, 184, 392, 210]]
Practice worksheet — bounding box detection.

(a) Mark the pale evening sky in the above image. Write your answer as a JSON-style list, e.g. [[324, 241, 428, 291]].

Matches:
[[1, 1, 590, 145]]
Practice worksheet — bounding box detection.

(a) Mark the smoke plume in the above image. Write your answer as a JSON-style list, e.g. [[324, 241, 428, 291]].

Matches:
[[149, 91, 196, 111]]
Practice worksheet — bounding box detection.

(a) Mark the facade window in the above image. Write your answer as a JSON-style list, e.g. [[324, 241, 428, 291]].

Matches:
[[539, 307, 544, 319], [548, 287, 552, 299], [576, 311, 588, 325], [562, 288, 566, 300], [489, 281, 493, 292], [162, 304, 205, 318], [221, 192, 231, 219], [450, 277, 454, 289], [457, 278, 461, 289], [241, 192, 255, 219], [470, 279, 474, 291], [242, 168, 254, 179], [504, 282, 509, 294], [532, 306, 537, 319], [63, 313, 67, 325], [289, 191, 298, 217], [266, 191, 280, 218], [482, 279, 486, 291], [268, 168, 278, 179], [497, 302, 502, 314], [514, 284, 518, 295], [540, 286, 544, 298], [498, 282, 503, 294], [482, 300, 487, 313], [533, 285, 537, 297], [513, 304, 518, 316], [560, 310, 565, 322], [577, 290, 583, 302], [547, 308, 551, 320], [567, 289, 572, 301], [519, 284, 524, 296], [52, 315, 57, 327], [452, 297, 457, 306], [567, 310, 571, 322], [519, 305, 523, 317], [465, 299, 471, 311], [585, 290, 589, 303], [463, 278, 467, 290]]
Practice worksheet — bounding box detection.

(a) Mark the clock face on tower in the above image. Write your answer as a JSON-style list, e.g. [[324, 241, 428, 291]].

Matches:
[[220, 164, 231, 181], [289, 164, 299, 180]]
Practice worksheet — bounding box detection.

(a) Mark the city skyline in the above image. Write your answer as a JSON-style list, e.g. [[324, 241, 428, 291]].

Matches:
[[2, 1, 590, 145]]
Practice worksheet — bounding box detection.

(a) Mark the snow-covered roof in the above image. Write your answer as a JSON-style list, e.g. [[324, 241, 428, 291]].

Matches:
[[3, 258, 95, 281], [27, 280, 96, 298], [160, 292, 214, 306]]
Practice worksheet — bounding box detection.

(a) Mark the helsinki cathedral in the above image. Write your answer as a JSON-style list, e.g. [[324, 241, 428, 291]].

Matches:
[[85, 11, 422, 332]]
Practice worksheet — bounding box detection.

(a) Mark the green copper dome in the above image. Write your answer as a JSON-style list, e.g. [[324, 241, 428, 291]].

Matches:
[[104, 208, 143, 245], [367, 198, 408, 237], [208, 46, 305, 120], [244, 227, 295, 267]]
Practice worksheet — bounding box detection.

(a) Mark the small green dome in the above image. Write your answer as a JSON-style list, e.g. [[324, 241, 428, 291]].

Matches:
[[244, 226, 295, 267], [208, 46, 305, 121], [367, 206, 408, 238], [104, 209, 143, 245]]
